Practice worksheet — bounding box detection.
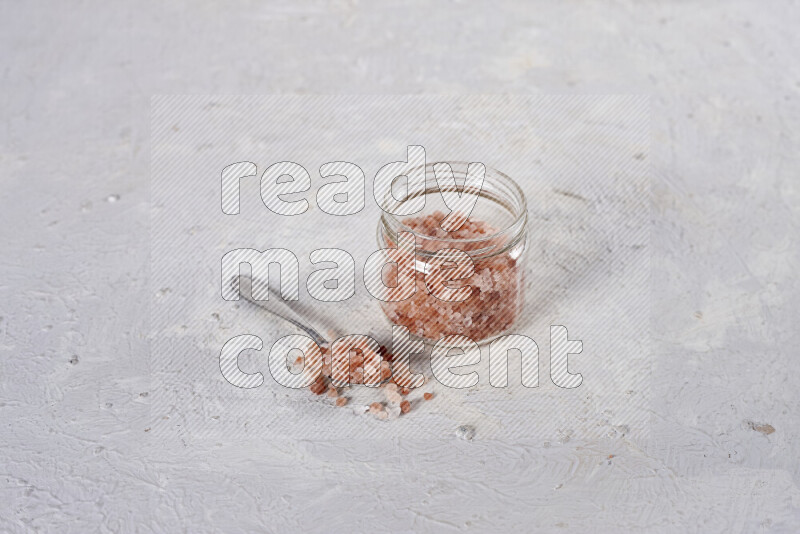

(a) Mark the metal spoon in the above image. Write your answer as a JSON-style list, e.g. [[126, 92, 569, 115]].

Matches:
[[230, 273, 329, 347], [231, 274, 398, 387]]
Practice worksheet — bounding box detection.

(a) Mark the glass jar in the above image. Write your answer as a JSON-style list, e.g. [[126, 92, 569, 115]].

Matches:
[[376, 162, 528, 345]]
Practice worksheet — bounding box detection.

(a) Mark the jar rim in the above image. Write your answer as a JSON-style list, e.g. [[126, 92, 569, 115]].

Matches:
[[377, 162, 528, 259]]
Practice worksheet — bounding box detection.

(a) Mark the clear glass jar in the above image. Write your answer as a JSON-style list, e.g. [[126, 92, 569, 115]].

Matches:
[[376, 162, 528, 345]]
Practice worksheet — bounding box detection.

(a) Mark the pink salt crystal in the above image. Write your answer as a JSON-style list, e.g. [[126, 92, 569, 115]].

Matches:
[[400, 400, 411, 414], [326, 385, 338, 398], [385, 388, 403, 405], [380, 361, 392, 381], [368, 402, 383, 414], [309, 376, 326, 395], [381, 212, 522, 342], [335, 397, 348, 407]]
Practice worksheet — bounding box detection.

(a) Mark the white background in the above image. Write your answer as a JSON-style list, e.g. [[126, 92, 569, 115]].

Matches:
[[1, 1, 798, 532]]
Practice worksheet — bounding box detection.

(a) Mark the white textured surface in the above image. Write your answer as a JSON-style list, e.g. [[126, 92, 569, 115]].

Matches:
[[1, 1, 799, 532], [149, 94, 651, 446]]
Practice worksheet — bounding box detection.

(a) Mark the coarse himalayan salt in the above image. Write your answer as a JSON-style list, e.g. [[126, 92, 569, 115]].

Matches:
[[305, 340, 398, 397], [385, 387, 403, 405], [368, 402, 388, 420], [381, 212, 522, 342], [309, 376, 326, 395], [295, 334, 419, 418], [423, 392, 434, 401]]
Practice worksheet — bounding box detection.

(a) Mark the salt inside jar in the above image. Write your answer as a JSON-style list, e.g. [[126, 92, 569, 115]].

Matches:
[[376, 162, 528, 344]]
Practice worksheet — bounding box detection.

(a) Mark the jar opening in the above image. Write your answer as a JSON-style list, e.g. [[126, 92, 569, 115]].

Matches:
[[378, 162, 528, 260]]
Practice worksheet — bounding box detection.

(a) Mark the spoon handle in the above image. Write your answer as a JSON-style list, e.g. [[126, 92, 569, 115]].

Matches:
[[230, 273, 329, 348]]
